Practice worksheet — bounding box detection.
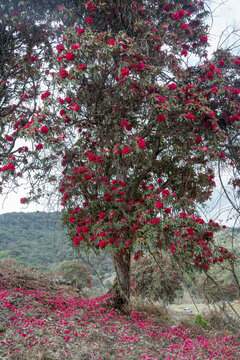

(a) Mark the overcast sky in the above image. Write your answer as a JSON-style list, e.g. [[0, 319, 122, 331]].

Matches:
[[0, 0, 239, 224]]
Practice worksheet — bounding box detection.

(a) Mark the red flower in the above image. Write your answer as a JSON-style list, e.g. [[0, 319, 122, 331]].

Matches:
[[65, 51, 75, 61], [156, 201, 163, 209], [218, 60, 225, 66], [157, 114, 166, 123], [178, 10, 185, 17], [1, 162, 15, 172], [162, 189, 170, 197], [206, 71, 213, 79], [78, 28, 84, 35], [57, 44, 65, 53], [121, 146, 131, 154], [121, 67, 130, 76], [181, 49, 188, 56], [88, 154, 96, 162], [84, 174, 91, 180], [70, 103, 79, 111], [134, 254, 139, 260], [137, 139, 146, 148], [181, 24, 190, 30], [231, 88, 240, 95], [180, 212, 186, 218], [73, 236, 80, 246], [60, 110, 66, 116], [25, 121, 33, 128], [105, 195, 111, 201], [65, 97, 72, 103], [99, 240, 107, 248], [172, 13, 180, 20], [60, 69, 68, 79], [168, 83, 177, 89], [40, 126, 49, 134], [86, 2, 96, 12], [72, 43, 80, 50], [156, 96, 165, 103], [121, 120, 127, 127], [195, 136, 202, 144], [164, 208, 171, 214], [79, 64, 87, 70], [35, 144, 43, 150], [41, 91, 51, 100], [99, 212, 106, 219], [86, 17, 92, 24], [185, 113, 195, 120], [20, 197, 27, 204], [108, 39, 116, 45], [170, 244, 176, 254], [234, 60, 240, 65], [200, 36, 208, 42], [81, 226, 89, 233]]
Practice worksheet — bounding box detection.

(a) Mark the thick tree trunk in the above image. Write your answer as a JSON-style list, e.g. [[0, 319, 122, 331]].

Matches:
[[111, 251, 131, 310]]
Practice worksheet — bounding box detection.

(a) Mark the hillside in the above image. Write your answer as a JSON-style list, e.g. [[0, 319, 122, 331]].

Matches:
[[0, 212, 115, 286], [0, 212, 74, 267]]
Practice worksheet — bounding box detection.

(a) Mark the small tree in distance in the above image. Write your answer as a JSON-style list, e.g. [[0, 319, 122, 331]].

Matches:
[[56, 259, 92, 288], [1, 0, 239, 308]]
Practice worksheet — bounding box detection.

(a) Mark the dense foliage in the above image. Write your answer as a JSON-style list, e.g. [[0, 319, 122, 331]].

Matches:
[[131, 252, 183, 303], [56, 259, 92, 288]]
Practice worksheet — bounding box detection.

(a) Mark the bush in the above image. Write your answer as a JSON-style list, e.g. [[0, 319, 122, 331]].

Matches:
[[131, 252, 183, 304], [56, 259, 92, 288], [197, 264, 240, 303]]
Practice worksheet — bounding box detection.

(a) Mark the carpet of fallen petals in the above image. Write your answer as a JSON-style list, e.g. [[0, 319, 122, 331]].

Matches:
[[0, 262, 240, 359]]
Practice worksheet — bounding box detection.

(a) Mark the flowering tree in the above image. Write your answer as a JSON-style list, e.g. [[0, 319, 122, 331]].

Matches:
[[0, 0, 58, 196], [1, 0, 240, 308]]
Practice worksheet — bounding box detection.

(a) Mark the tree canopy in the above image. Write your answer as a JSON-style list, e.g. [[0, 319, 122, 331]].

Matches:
[[0, 0, 239, 307]]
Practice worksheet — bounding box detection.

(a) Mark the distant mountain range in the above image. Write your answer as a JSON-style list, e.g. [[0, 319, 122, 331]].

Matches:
[[0, 212, 76, 269]]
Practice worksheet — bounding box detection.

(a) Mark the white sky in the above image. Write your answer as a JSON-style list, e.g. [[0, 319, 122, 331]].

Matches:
[[207, 0, 240, 55], [0, 0, 239, 226]]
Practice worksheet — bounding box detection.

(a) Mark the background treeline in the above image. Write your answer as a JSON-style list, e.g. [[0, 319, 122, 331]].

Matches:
[[0, 212, 115, 287]]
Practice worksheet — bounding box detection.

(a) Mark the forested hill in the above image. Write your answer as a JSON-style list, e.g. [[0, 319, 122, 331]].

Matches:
[[0, 212, 77, 269], [0, 211, 115, 284]]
